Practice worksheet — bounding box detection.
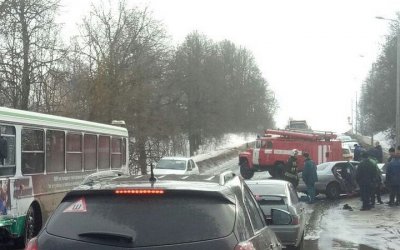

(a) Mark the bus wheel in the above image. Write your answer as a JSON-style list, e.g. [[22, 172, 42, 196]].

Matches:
[[24, 204, 42, 245], [240, 160, 254, 179]]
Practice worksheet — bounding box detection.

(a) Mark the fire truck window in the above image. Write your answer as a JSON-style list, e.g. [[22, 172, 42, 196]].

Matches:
[[255, 141, 261, 148], [267, 141, 273, 149], [261, 141, 267, 148]]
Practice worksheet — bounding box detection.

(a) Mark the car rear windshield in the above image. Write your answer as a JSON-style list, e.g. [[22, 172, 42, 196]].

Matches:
[[46, 194, 235, 247]]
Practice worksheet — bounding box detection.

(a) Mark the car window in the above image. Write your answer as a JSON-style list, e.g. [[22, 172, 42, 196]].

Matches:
[[317, 162, 331, 171], [46, 194, 236, 247], [190, 160, 196, 169], [243, 186, 266, 231]]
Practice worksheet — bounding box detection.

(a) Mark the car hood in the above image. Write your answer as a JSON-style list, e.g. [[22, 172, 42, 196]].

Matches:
[[153, 169, 186, 175]]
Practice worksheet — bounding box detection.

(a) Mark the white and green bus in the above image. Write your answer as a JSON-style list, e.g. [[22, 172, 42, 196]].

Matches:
[[0, 107, 129, 246]]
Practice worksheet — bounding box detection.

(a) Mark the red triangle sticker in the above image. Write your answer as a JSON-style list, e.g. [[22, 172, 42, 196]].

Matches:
[[63, 197, 87, 213]]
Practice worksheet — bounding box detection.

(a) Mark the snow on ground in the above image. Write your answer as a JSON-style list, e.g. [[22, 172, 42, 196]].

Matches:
[[317, 194, 400, 250]]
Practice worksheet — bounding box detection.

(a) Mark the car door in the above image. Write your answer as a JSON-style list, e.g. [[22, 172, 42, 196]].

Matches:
[[243, 186, 281, 250]]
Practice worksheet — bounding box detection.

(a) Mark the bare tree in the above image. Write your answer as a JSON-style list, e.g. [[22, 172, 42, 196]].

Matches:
[[70, 1, 172, 173], [0, 0, 65, 111]]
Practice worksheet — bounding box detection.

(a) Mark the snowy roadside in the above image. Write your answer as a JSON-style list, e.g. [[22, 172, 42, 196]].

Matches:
[[191, 133, 255, 173], [313, 194, 400, 250]]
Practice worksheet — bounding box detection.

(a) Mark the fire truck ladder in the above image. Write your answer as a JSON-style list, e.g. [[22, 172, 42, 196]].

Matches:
[[264, 129, 337, 141]]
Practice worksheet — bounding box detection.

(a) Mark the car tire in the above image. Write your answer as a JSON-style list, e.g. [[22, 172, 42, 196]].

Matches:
[[326, 182, 341, 200], [240, 160, 254, 179]]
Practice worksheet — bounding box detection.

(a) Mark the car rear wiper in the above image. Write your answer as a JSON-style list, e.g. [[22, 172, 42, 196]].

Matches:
[[78, 232, 133, 243]]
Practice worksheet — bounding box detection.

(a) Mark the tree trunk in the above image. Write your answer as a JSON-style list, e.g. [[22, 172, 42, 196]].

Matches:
[[138, 137, 147, 174], [19, 2, 30, 110]]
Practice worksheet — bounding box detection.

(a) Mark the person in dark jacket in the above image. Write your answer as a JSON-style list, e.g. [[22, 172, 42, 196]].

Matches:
[[387, 147, 395, 163], [386, 152, 400, 206], [369, 141, 383, 163], [356, 151, 378, 210], [369, 156, 383, 205], [302, 152, 318, 204], [284, 149, 299, 187], [354, 143, 361, 161]]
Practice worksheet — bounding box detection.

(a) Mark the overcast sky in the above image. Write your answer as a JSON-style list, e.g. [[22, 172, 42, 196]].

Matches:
[[59, 0, 400, 133]]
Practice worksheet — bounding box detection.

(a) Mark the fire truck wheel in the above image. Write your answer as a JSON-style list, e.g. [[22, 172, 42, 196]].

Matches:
[[240, 161, 254, 179], [326, 182, 341, 200]]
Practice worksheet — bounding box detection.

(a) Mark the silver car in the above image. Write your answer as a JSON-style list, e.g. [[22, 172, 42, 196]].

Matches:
[[297, 161, 359, 199], [246, 179, 305, 250]]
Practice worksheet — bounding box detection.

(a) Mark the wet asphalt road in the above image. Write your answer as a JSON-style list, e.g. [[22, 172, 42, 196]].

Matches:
[[202, 157, 400, 250]]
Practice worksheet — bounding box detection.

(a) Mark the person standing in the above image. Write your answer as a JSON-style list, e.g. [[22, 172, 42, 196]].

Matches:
[[388, 147, 395, 163], [354, 144, 361, 161], [356, 151, 377, 211], [302, 152, 318, 204], [386, 149, 400, 206], [284, 149, 299, 188], [369, 156, 383, 205], [369, 141, 383, 163]]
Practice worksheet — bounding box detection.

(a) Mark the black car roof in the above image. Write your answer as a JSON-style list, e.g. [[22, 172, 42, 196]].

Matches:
[[67, 172, 239, 204]]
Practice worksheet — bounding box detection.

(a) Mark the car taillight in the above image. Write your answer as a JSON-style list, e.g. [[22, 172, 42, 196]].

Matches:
[[25, 237, 38, 250], [291, 215, 299, 225], [234, 241, 256, 250], [115, 189, 165, 195]]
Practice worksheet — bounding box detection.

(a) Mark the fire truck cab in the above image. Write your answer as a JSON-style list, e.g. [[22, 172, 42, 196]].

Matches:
[[238, 129, 343, 179]]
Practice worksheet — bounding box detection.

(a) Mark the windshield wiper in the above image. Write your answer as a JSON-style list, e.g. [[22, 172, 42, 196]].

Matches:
[[78, 232, 133, 243]]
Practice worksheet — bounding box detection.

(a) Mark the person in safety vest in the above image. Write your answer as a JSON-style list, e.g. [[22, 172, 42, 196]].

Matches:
[[284, 149, 299, 187]]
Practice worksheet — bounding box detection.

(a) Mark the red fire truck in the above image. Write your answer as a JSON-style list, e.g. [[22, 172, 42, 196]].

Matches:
[[238, 129, 344, 179]]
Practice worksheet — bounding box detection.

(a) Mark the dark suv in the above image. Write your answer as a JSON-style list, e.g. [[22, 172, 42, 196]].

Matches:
[[26, 171, 284, 250]]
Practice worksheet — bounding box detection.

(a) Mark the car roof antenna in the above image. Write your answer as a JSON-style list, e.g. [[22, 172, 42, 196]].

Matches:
[[149, 162, 156, 183]]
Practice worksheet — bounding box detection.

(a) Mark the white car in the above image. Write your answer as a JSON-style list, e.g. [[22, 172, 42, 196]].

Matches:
[[153, 157, 200, 175], [342, 143, 353, 160]]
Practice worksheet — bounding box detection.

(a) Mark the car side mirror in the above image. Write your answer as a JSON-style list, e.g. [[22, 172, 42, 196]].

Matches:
[[270, 208, 292, 225]]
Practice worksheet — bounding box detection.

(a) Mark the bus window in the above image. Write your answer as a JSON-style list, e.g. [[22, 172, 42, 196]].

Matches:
[[22, 128, 44, 174], [99, 136, 110, 170], [111, 138, 122, 169], [84, 134, 97, 171], [122, 138, 126, 165], [46, 130, 65, 173], [0, 125, 16, 176], [66, 133, 82, 172]]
